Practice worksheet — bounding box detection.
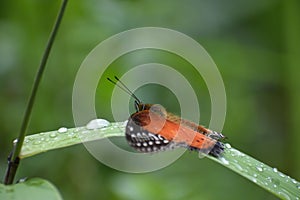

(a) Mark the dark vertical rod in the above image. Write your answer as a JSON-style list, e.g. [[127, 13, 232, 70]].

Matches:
[[4, 0, 68, 185]]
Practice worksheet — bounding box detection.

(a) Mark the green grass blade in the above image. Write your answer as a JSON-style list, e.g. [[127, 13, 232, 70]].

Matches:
[[207, 145, 300, 199], [19, 120, 300, 199], [20, 121, 125, 158]]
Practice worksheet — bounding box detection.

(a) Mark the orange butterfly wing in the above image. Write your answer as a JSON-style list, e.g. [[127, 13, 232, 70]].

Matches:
[[128, 110, 222, 155]]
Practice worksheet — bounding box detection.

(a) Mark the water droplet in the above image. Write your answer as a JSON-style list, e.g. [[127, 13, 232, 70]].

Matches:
[[230, 148, 245, 157], [58, 127, 68, 133], [40, 137, 45, 141], [263, 181, 269, 186], [86, 119, 110, 130], [278, 192, 291, 200], [291, 179, 297, 184], [225, 143, 231, 148], [231, 162, 243, 171], [49, 132, 57, 138], [252, 178, 257, 183], [219, 157, 229, 165], [253, 173, 258, 178], [297, 185, 300, 189], [67, 132, 76, 138], [13, 139, 18, 144], [273, 168, 278, 172], [278, 172, 285, 178], [256, 166, 263, 172], [17, 177, 28, 183], [33, 140, 41, 145], [73, 128, 81, 133], [266, 177, 272, 183]]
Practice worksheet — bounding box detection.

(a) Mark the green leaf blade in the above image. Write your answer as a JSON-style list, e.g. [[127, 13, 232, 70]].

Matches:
[[20, 121, 126, 158], [18, 120, 300, 199], [0, 178, 62, 200], [207, 144, 300, 199]]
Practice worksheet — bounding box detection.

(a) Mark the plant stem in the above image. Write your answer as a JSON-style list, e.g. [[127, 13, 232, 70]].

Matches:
[[3, 0, 68, 185]]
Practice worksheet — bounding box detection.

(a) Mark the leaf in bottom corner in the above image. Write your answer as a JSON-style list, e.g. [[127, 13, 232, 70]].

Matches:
[[0, 178, 63, 200]]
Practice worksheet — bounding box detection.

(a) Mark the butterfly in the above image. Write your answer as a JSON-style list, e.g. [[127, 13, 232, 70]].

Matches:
[[107, 76, 225, 157]]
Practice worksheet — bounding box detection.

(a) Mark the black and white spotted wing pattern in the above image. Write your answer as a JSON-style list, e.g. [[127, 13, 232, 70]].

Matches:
[[125, 117, 173, 152], [125, 111, 223, 155]]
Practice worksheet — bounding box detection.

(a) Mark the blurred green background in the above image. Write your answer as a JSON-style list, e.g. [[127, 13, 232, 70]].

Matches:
[[1, 0, 300, 199]]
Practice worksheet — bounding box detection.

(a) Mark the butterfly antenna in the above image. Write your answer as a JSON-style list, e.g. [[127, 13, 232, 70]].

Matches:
[[107, 76, 141, 104], [113, 76, 141, 103]]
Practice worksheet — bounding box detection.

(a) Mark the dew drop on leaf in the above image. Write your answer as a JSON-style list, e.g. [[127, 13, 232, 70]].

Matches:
[[58, 127, 68, 133], [86, 119, 110, 130], [49, 132, 57, 138], [256, 166, 263, 172]]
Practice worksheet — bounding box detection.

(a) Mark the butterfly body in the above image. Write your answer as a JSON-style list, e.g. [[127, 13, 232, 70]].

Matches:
[[126, 103, 225, 157]]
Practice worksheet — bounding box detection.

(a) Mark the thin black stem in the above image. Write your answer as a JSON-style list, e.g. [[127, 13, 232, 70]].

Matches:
[[4, 0, 68, 185]]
